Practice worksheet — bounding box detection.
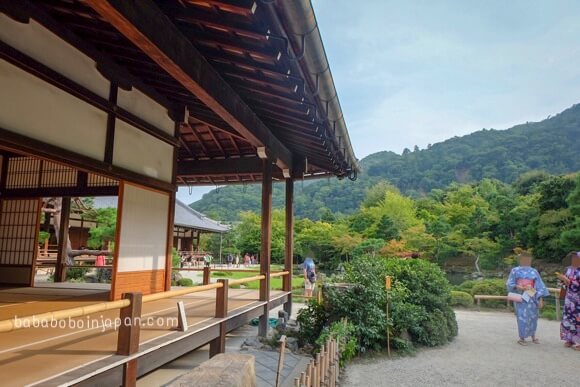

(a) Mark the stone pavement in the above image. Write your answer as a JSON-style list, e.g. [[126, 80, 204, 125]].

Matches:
[[247, 347, 311, 387]]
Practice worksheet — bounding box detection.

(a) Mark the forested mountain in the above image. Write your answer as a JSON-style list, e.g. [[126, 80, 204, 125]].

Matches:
[[191, 104, 580, 221]]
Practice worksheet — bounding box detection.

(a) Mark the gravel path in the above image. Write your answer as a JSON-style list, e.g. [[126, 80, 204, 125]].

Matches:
[[343, 310, 579, 386]]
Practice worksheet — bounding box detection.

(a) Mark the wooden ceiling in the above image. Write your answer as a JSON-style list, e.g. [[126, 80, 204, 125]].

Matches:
[[8, 0, 356, 185]]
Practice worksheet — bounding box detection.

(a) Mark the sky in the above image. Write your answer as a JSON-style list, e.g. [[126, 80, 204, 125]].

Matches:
[[177, 0, 580, 204]]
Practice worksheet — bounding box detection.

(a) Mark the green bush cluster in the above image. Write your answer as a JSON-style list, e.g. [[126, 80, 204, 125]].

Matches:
[[297, 257, 458, 356], [450, 291, 474, 307], [177, 278, 194, 287], [66, 267, 90, 281], [315, 320, 357, 367], [456, 278, 506, 307]]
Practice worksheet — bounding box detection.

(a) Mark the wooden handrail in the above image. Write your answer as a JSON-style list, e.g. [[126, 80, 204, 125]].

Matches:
[[270, 271, 290, 278], [229, 275, 266, 286], [0, 298, 131, 333], [142, 282, 223, 303]]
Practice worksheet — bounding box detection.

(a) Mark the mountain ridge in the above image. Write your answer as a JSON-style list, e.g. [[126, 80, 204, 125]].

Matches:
[[191, 103, 580, 220]]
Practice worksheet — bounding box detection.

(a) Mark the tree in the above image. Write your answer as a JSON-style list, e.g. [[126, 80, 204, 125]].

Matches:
[[560, 175, 580, 251], [463, 237, 500, 272]]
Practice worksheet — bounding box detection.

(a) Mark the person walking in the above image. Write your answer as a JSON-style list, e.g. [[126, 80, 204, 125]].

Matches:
[[506, 252, 549, 345], [303, 257, 317, 298], [557, 251, 580, 350]]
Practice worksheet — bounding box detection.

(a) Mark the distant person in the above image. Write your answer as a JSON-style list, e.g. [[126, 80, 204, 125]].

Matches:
[[506, 252, 549, 345], [235, 254, 240, 268], [226, 253, 233, 268], [95, 254, 106, 267], [303, 257, 317, 298], [557, 251, 580, 350], [203, 254, 212, 268], [244, 253, 250, 267]]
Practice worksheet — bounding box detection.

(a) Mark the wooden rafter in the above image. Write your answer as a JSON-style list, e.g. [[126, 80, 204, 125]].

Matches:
[[85, 0, 293, 170]]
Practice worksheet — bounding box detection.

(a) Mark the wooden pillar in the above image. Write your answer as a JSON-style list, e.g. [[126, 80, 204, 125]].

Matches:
[[203, 266, 211, 285], [164, 192, 176, 291], [195, 231, 201, 251], [283, 178, 294, 317], [165, 120, 179, 291], [55, 197, 71, 282], [117, 292, 142, 387], [259, 159, 272, 337], [210, 279, 229, 357]]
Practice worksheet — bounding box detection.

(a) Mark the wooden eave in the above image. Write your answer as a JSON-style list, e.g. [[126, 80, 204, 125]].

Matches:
[[3, 0, 354, 184]]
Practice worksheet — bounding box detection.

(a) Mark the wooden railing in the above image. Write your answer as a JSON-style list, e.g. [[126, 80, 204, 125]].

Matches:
[[0, 270, 291, 385], [474, 287, 562, 318], [295, 336, 340, 387]]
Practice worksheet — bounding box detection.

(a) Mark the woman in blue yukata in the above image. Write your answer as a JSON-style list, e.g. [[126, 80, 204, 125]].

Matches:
[[506, 253, 549, 345]]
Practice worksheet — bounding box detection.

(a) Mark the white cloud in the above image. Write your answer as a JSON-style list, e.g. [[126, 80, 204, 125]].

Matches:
[[312, 0, 580, 159]]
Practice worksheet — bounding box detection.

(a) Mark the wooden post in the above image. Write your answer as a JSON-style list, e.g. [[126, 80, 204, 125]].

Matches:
[[283, 178, 294, 317], [210, 279, 228, 357], [275, 335, 287, 387], [259, 159, 272, 337], [55, 197, 71, 282], [203, 266, 211, 285], [116, 292, 142, 387], [315, 353, 321, 387]]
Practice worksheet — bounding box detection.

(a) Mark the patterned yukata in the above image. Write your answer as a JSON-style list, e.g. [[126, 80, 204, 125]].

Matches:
[[506, 266, 549, 339], [560, 266, 580, 345]]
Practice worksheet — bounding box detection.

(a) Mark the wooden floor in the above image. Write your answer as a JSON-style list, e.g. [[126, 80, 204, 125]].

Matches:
[[0, 285, 284, 386]]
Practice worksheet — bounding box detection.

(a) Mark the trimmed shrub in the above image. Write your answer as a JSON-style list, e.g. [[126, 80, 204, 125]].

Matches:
[[457, 279, 506, 308], [450, 291, 474, 307], [177, 278, 194, 287]]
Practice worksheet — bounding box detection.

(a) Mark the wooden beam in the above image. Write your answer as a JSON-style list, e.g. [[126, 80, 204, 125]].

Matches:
[[177, 157, 281, 177], [259, 159, 272, 337], [85, 0, 292, 170], [104, 83, 118, 164], [0, 127, 175, 193], [1, 186, 119, 198]]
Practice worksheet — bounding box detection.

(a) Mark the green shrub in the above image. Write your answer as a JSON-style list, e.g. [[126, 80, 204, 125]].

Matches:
[[172, 248, 180, 268], [66, 267, 90, 281], [457, 279, 506, 308], [297, 299, 328, 346], [540, 309, 557, 320], [296, 257, 458, 359], [450, 291, 474, 307], [315, 320, 357, 367], [325, 284, 387, 352], [211, 271, 233, 277], [311, 256, 458, 355], [177, 278, 194, 287]]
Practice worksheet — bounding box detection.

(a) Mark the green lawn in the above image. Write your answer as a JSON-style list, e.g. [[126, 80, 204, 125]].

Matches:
[[211, 270, 304, 290]]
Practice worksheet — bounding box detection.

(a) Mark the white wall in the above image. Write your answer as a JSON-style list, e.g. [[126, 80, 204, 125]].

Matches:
[[116, 183, 169, 272], [113, 119, 174, 182]]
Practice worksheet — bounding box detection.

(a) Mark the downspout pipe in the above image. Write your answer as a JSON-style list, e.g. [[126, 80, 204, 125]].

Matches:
[[261, 0, 359, 175]]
